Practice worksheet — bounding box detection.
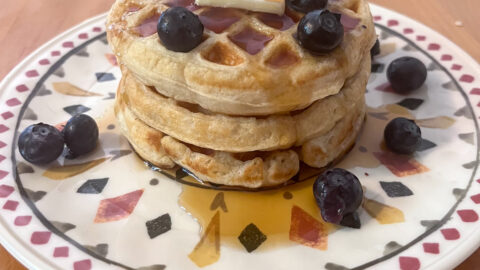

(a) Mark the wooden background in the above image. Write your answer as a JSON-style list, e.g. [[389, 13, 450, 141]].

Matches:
[[0, 0, 479, 269]]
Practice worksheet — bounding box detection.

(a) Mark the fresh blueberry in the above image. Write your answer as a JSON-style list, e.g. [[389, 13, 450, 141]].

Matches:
[[387, 57, 427, 93], [384, 117, 422, 155], [313, 168, 363, 225], [18, 123, 64, 165], [296, 10, 344, 54], [287, 0, 328, 13], [370, 38, 380, 58], [157, 7, 204, 52], [63, 114, 99, 157]]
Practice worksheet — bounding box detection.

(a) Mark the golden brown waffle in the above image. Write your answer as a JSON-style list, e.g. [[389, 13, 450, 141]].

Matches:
[[115, 92, 300, 187], [119, 54, 369, 152], [115, 82, 365, 188], [107, 0, 376, 116]]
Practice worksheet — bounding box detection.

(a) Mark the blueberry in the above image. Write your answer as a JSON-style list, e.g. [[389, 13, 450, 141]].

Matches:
[[287, 0, 328, 13], [296, 10, 344, 54], [370, 38, 380, 59], [384, 117, 422, 155], [313, 168, 363, 225], [18, 123, 64, 165], [63, 114, 99, 157], [157, 7, 204, 52], [387, 57, 427, 93]]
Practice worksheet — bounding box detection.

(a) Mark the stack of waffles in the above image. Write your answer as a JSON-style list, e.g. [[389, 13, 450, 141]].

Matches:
[[106, 0, 376, 188]]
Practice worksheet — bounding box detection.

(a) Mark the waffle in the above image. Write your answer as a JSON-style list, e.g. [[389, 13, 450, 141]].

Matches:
[[115, 81, 365, 188], [115, 91, 300, 187], [120, 54, 369, 152], [107, 0, 376, 116]]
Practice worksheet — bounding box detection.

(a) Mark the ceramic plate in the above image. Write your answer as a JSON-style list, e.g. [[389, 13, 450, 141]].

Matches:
[[1, 4, 480, 270]]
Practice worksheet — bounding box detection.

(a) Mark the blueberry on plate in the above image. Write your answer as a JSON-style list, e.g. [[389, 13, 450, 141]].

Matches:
[[157, 7, 204, 52], [384, 117, 422, 155], [313, 168, 363, 226], [387, 56, 427, 93], [296, 10, 344, 54], [18, 123, 64, 165], [287, 0, 328, 13], [63, 114, 99, 157]]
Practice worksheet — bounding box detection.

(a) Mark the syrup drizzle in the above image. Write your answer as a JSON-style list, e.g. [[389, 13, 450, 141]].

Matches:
[[165, 0, 200, 11], [228, 27, 273, 55], [199, 8, 242, 34], [257, 13, 295, 31], [134, 14, 160, 37]]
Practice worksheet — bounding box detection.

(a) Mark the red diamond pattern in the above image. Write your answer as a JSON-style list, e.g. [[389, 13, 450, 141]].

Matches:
[[63, 41, 74, 48], [26, 70, 39, 77], [403, 28, 413, 34], [0, 125, 9, 133], [0, 141, 5, 149], [79, 33, 89, 39], [416, 35, 426, 41], [3, 200, 19, 211], [93, 27, 102, 32], [6, 98, 21, 107], [0, 155, 5, 163], [428, 43, 440, 50], [470, 88, 480, 95], [399, 256, 420, 270], [53, 246, 69, 257], [39, 59, 50, 65], [441, 228, 460, 240], [373, 15, 382, 21], [74, 259, 92, 270], [51, 51, 61, 56], [457, 209, 479, 222], [387, 20, 398, 27], [14, 216, 32, 226], [451, 64, 462, 71], [0, 185, 14, 197], [471, 193, 480, 204], [16, 85, 29, 92], [441, 54, 452, 61], [31, 231, 52, 245], [460, 74, 474, 83], [0, 170, 9, 179], [2, 112, 13, 120], [423, 243, 440, 254]]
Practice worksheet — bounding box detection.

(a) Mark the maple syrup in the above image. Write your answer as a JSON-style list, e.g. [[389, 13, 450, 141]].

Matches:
[[199, 8, 242, 34], [228, 27, 273, 55], [134, 14, 160, 37], [179, 176, 336, 249]]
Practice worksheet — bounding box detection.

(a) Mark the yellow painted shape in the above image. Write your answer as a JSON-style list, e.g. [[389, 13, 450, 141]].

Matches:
[[188, 211, 221, 267], [52, 82, 101, 97], [42, 157, 108, 180], [417, 116, 455, 129], [363, 198, 405, 224], [378, 43, 397, 58]]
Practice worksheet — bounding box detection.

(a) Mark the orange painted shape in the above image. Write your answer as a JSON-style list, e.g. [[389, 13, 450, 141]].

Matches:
[[105, 53, 118, 66], [289, 205, 327, 250], [363, 198, 405, 224], [188, 211, 221, 267], [373, 151, 429, 177], [94, 189, 144, 223]]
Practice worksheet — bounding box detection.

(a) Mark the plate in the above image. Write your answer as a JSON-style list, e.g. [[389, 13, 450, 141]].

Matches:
[[1, 4, 480, 270]]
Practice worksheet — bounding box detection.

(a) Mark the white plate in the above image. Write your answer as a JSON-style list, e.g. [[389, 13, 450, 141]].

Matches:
[[0, 4, 480, 270]]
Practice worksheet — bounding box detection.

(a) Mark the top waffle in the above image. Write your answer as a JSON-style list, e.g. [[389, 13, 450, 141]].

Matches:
[[107, 0, 376, 115]]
